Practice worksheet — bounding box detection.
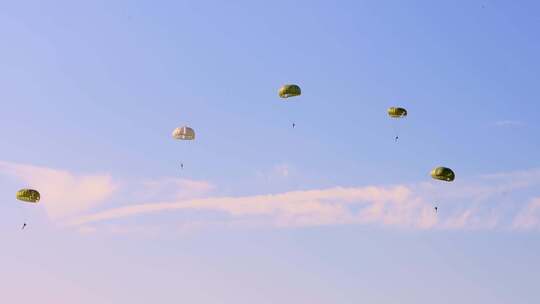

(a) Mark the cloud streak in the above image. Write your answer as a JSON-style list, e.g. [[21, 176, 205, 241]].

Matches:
[[494, 120, 524, 127], [0, 161, 117, 219], [70, 185, 440, 229], [70, 168, 540, 232], [513, 198, 540, 230], [3, 160, 540, 232]]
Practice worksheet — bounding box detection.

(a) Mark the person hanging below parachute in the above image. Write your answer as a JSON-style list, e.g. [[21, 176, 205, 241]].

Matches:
[[16, 188, 40, 230], [387, 107, 407, 142], [279, 84, 301, 129], [430, 167, 455, 211], [172, 126, 194, 171]]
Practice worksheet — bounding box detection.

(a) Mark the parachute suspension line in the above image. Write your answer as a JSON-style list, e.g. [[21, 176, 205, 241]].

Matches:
[[16, 203, 25, 228], [172, 125, 195, 173], [387, 107, 407, 142], [391, 119, 400, 142], [430, 166, 456, 212]]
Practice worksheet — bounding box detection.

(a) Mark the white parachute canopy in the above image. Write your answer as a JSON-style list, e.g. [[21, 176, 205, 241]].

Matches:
[[172, 126, 195, 140]]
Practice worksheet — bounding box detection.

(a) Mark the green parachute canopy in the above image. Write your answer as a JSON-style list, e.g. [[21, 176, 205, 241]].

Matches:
[[279, 84, 301, 98], [172, 126, 195, 140], [388, 107, 407, 118], [16, 189, 40, 203], [431, 167, 455, 182]]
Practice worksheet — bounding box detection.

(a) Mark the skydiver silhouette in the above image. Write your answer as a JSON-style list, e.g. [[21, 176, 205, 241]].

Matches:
[[434, 206, 438, 213], [21, 223, 27, 230], [180, 163, 184, 169], [395, 136, 399, 142], [292, 123, 296, 128]]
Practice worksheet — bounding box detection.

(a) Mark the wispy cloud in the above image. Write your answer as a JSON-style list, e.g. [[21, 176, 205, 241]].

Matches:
[[273, 164, 291, 178], [513, 198, 540, 230], [0, 161, 215, 221], [494, 120, 524, 127], [3, 160, 540, 233], [255, 163, 296, 182], [136, 177, 214, 201], [70, 185, 440, 229], [0, 161, 117, 219], [69, 168, 540, 232]]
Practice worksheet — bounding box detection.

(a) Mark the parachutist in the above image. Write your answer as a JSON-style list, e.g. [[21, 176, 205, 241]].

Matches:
[[434, 206, 438, 213], [180, 163, 184, 169], [388, 107, 406, 144], [292, 123, 295, 128], [21, 223, 26, 230]]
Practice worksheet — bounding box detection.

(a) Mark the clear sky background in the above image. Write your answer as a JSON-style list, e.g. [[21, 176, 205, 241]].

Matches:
[[1, 1, 540, 303]]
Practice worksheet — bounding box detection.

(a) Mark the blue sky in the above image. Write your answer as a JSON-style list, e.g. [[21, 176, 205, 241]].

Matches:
[[1, 1, 540, 303]]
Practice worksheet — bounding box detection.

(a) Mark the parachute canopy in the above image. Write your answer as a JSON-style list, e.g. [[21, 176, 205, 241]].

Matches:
[[431, 167, 455, 182], [279, 84, 301, 98], [16, 189, 40, 203], [388, 107, 407, 118], [172, 126, 195, 140]]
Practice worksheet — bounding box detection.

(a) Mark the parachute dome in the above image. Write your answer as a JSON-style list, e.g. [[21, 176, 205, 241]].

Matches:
[[431, 167, 455, 182], [16, 189, 40, 203], [172, 126, 195, 140], [279, 84, 301, 98], [388, 107, 407, 118]]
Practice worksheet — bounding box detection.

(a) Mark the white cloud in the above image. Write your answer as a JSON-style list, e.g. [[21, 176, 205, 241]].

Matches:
[[68, 167, 540, 232], [69, 185, 436, 228], [0, 161, 117, 219], [494, 120, 524, 127], [136, 177, 214, 201], [273, 164, 291, 178], [0, 161, 215, 223], [513, 198, 540, 230], [256, 163, 295, 182], [4, 160, 540, 233]]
